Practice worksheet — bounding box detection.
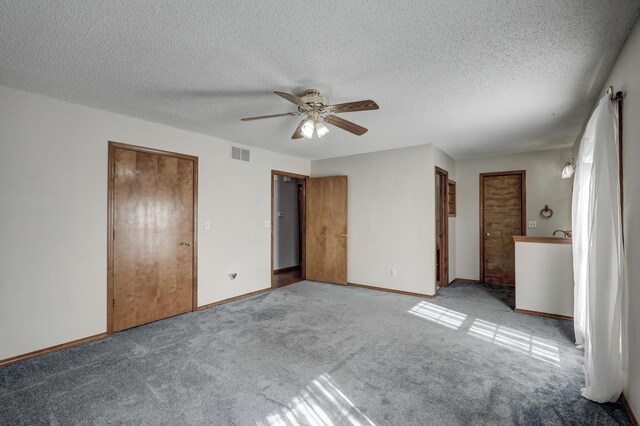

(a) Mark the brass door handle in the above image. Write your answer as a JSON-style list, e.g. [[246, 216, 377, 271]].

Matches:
[[485, 233, 493, 238], [339, 233, 348, 239], [180, 241, 192, 246]]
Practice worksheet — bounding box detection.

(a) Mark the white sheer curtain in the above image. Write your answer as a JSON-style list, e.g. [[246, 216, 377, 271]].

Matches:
[[572, 95, 626, 403]]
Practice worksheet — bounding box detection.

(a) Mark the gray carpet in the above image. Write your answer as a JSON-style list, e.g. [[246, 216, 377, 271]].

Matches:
[[0, 281, 630, 425]]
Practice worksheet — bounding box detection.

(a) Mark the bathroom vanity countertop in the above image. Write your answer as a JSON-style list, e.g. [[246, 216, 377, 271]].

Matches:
[[513, 236, 572, 244]]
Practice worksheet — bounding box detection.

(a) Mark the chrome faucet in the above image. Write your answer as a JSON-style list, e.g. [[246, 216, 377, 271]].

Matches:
[[553, 229, 572, 237]]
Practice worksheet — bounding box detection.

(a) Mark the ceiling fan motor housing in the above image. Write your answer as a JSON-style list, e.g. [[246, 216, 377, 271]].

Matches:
[[300, 89, 328, 111]]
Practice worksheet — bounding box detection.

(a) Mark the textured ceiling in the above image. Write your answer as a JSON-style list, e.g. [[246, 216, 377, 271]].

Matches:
[[1, 1, 639, 160]]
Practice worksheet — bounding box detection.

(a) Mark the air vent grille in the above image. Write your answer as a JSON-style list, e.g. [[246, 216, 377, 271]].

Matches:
[[230, 146, 250, 162]]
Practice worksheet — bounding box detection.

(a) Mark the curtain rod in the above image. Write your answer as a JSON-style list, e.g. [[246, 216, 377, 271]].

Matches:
[[606, 85, 625, 228], [606, 86, 624, 102]]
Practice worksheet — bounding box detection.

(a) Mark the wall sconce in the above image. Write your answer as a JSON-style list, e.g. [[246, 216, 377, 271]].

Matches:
[[562, 158, 576, 179]]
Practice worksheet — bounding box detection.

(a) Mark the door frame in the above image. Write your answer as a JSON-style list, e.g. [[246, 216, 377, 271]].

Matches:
[[107, 141, 199, 335], [435, 167, 449, 289], [479, 170, 526, 284], [271, 170, 308, 289]]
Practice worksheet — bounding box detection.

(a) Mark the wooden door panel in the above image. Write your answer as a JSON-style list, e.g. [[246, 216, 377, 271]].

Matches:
[[113, 148, 194, 331], [435, 167, 449, 288], [482, 174, 523, 285], [175, 158, 195, 314], [306, 176, 348, 285]]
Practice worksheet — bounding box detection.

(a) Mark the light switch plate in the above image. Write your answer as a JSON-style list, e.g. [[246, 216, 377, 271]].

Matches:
[[264, 220, 270, 228], [204, 221, 210, 230], [528, 220, 537, 228]]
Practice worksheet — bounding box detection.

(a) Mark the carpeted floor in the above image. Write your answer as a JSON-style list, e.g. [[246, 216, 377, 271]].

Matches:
[[0, 281, 630, 425]]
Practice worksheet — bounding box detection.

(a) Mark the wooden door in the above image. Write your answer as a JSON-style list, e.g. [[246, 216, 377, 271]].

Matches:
[[109, 143, 197, 332], [480, 171, 525, 285], [306, 176, 348, 285], [435, 167, 449, 288]]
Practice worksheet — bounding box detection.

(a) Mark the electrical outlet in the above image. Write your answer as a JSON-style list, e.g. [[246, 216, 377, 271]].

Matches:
[[528, 221, 537, 228], [264, 220, 270, 228], [390, 268, 397, 277]]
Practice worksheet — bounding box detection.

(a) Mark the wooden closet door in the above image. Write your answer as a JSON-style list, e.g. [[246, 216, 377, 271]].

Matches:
[[306, 176, 348, 285], [481, 172, 525, 285], [112, 147, 195, 332]]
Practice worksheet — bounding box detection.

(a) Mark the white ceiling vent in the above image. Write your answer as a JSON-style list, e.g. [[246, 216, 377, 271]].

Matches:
[[230, 146, 250, 162]]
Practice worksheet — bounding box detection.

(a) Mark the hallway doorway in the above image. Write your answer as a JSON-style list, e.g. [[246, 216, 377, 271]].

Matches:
[[271, 170, 307, 288]]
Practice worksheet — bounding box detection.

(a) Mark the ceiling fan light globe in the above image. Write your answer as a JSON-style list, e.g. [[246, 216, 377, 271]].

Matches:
[[316, 121, 330, 138], [301, 119, 315, 138]]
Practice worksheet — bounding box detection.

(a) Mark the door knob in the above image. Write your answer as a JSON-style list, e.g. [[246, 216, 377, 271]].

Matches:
[[485, 233, 493, 238], [339, 233, 348, 239], [180, 241, 192, 246]]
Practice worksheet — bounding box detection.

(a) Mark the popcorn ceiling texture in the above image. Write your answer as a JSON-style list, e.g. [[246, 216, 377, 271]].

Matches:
[[0, 1, 638, 160]]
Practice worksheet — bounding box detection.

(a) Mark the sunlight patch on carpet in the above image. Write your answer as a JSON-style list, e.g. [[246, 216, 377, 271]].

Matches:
[[258, 374, 376, 426], [468, 318, 560, 366], [408, 301, 467, 330]]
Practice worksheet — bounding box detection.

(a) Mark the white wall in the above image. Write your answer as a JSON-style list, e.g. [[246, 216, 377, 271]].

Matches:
[[273, 177, 300, 270], [455, 148, 574, 280], [578, 19, 640, 416], [0, 86, 310, 360], [311, 144, 454, 296]]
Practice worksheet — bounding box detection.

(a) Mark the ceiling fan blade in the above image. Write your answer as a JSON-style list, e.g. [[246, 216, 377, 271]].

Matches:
[[240, 112, 299, 121], [329, 100, 379, 114], [274, 91, 308, 109], [323, 115, 368, 136], [292, 119, 306, 139]]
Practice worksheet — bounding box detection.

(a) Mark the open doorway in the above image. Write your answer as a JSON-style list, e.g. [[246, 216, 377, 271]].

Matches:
[[271, 170, 307, 288], [435, 167, 449, 291]]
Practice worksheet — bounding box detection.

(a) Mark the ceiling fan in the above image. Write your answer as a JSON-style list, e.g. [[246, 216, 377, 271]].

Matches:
[[241, 89, 379, 139]]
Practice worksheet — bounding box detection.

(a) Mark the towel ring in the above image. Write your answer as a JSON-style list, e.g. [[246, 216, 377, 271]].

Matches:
[[540, 205, 553, 218]]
